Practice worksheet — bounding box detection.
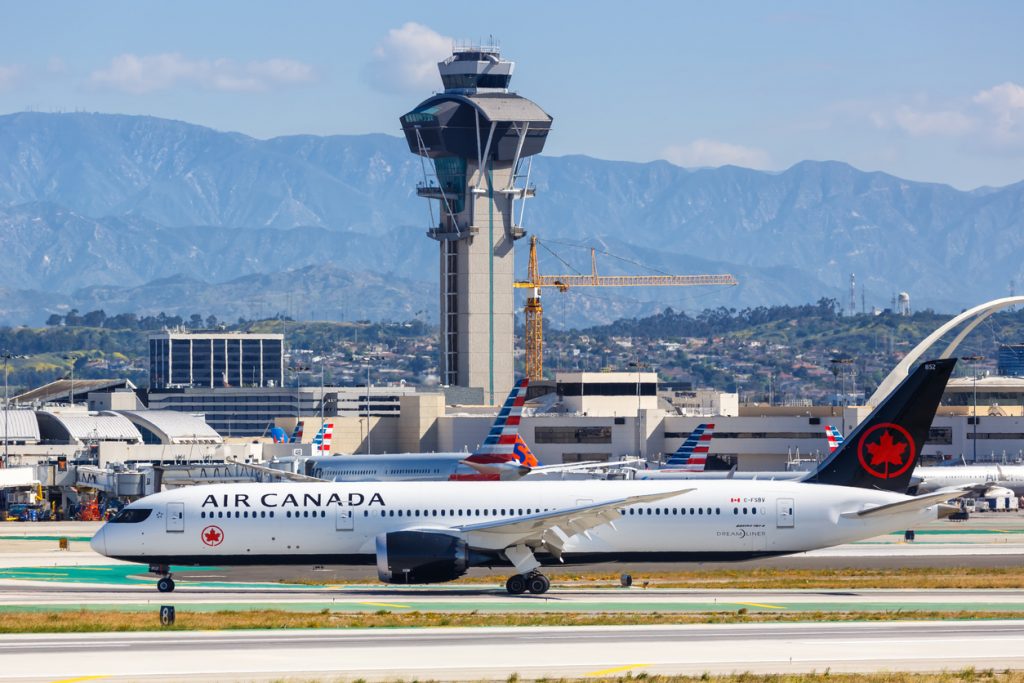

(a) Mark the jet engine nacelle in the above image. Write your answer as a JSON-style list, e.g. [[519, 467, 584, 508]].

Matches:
[[985, 486, 1015, 499], [375, 531, 469, 584]]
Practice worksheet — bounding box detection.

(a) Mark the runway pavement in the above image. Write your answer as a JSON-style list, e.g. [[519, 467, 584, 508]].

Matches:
[[4, 582, 1024, 614], [3, 621, 1024, 681]]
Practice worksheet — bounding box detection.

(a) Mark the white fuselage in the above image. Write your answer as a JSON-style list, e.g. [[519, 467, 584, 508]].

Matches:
[[91, 479, 943, 568], [303, 454, 492, 482], [914, 465, 1024, 496], [637, 470, 805, 481]]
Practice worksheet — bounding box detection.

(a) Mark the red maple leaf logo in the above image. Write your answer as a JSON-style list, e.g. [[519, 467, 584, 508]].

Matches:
[[866, 430, 907, 468], [201, 525, 223, 546]]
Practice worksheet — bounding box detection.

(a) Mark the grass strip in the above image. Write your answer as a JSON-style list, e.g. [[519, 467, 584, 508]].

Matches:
[[280, 566, 1024, 590], [3, 608, 1024, 633]]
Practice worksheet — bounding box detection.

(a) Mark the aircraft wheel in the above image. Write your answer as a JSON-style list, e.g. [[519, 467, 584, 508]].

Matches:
[[505, 574, 527, 595], [527, 573, 550, 594], [157, 577, 175, 593]]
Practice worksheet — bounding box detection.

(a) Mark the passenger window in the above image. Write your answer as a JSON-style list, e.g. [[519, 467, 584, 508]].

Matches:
[[743, 507, 748, 514], [200, 511, 206, 519], [716, 508, 720, 515], [733, 507, 738, 515]]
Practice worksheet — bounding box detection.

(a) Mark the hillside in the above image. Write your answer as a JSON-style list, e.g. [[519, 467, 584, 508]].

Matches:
[[0, 112, 1021, 325]]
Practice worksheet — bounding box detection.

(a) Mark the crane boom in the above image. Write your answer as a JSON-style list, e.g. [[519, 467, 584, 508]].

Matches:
[[514, 235, 737, 380]]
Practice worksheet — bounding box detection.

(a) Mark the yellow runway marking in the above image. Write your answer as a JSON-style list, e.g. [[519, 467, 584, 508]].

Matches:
[[74, 567, 112, 571], [3, 572, 69, 578], [48, 676, 108, 683], [586, 664, 651, 677], [734, 601, 786, 609], [359, 601, 412, 609]]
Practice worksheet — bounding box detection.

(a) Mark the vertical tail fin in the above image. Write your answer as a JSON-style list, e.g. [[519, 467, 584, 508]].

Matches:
[[824, 425, 845, 454], [513, 434, 540, 467], [663, 423, 715, 471], [311, 421, 334, 453], [803, 358, 955, 492], [290, 420, 304, 444], [464, 379, 529, 467]]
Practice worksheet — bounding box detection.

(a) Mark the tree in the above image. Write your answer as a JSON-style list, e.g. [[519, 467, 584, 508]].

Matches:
[[189, 314, 204, 329], [45, 313, 63, 326], [82, 310, 107, 327]]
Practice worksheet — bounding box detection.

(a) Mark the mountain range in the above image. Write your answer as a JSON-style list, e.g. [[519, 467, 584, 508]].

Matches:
[[0, 111, 1021, 327]]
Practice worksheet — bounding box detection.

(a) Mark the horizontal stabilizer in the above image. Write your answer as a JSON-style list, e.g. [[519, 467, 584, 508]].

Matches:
[[840, 488, 971, 519]]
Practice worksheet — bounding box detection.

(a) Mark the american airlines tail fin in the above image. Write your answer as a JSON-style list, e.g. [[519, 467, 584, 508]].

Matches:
[[311, 421, 334, 453], [462, 379, 529, 474], [291, 420, 304, 444], [802, 358, 955, 492], [662, 423, 715, 471], [824, 425, 845, 454]]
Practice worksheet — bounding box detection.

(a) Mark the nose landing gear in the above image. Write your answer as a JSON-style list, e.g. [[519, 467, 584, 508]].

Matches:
[[149, 563, 175, 592], [505, 571, 550, 595]]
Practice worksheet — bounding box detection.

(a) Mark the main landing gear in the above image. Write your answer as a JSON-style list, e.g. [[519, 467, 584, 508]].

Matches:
[[150, 564, 175, 593], [505, 571, 550, 595]]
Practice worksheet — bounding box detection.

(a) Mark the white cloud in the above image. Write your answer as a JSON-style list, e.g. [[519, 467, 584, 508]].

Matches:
[[0, 65, 22, 91], [890, 105, 973, 136], [662, 139, 772, 169], [973, 82, 1024, 143], [364, 22, 451, 94], [868, 82, 1024, 150], [89, 53, 315, 94]]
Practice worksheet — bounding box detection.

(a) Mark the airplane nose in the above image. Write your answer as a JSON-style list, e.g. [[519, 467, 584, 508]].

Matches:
[[90, 526, 107, 556]]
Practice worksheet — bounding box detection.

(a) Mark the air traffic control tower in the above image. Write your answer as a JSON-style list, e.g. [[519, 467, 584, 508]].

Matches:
[[401, 44, 552, 403]]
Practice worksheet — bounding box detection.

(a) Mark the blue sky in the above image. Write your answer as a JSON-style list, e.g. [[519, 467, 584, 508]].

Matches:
[[1, 1, 1021, 189]]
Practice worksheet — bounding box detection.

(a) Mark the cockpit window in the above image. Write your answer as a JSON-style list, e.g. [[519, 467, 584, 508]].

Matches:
[[109, 508, 152, 523]]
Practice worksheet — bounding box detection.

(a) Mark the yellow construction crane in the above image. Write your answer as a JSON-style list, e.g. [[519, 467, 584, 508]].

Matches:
[[513, 235, 738, 380]]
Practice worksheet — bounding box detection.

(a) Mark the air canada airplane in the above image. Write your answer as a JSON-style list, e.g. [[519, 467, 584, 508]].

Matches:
[[92, 358, 964, 596]]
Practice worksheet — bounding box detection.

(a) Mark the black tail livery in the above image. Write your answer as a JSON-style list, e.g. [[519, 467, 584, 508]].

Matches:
[[802, 358, 956, 492]]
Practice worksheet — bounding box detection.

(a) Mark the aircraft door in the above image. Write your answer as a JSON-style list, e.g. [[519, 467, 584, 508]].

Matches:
[[336, 508, 354, 531], [166, 502, 184, 532], [776, 498, 794, 528]]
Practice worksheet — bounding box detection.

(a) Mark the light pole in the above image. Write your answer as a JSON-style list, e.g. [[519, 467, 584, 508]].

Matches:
[[830, 358, 854, 407], [62, 354, 79, 405], [963, 355, 985, 463], [3, 352, 27, 467], [628, 359, 649, 458], [364, 357, 373, 455]]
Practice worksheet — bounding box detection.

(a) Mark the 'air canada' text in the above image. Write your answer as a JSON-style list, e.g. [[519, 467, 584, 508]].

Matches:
[[201, 491, 385, 509]]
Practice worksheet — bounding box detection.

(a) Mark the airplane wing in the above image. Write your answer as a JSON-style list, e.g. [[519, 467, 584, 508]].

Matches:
[[840, 488, 971, 519], [226, 458, 327, 483], [456, 488, 693, 559]]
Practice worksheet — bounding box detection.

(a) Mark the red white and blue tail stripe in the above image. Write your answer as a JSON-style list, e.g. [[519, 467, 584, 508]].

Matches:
[[825, 425, 845, 454], [663, 423, 715, 471], [464, 378, 529, 467], [290, 420, 304, 444], [311, 421, 334, 452]]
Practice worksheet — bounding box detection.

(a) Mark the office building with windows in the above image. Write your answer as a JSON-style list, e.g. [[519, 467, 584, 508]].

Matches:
[[149, 331, 284, 390]]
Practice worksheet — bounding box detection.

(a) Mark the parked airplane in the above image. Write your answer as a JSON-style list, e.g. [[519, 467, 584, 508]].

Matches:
[[92, 358, 965, 595], [660, 423, 715, 471], [825, 425, 845, 453], [269, 421, 304, 444], [293, 382, 619, 482], [311, 422, 334, 453], [824, 425, 1024, 497]]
